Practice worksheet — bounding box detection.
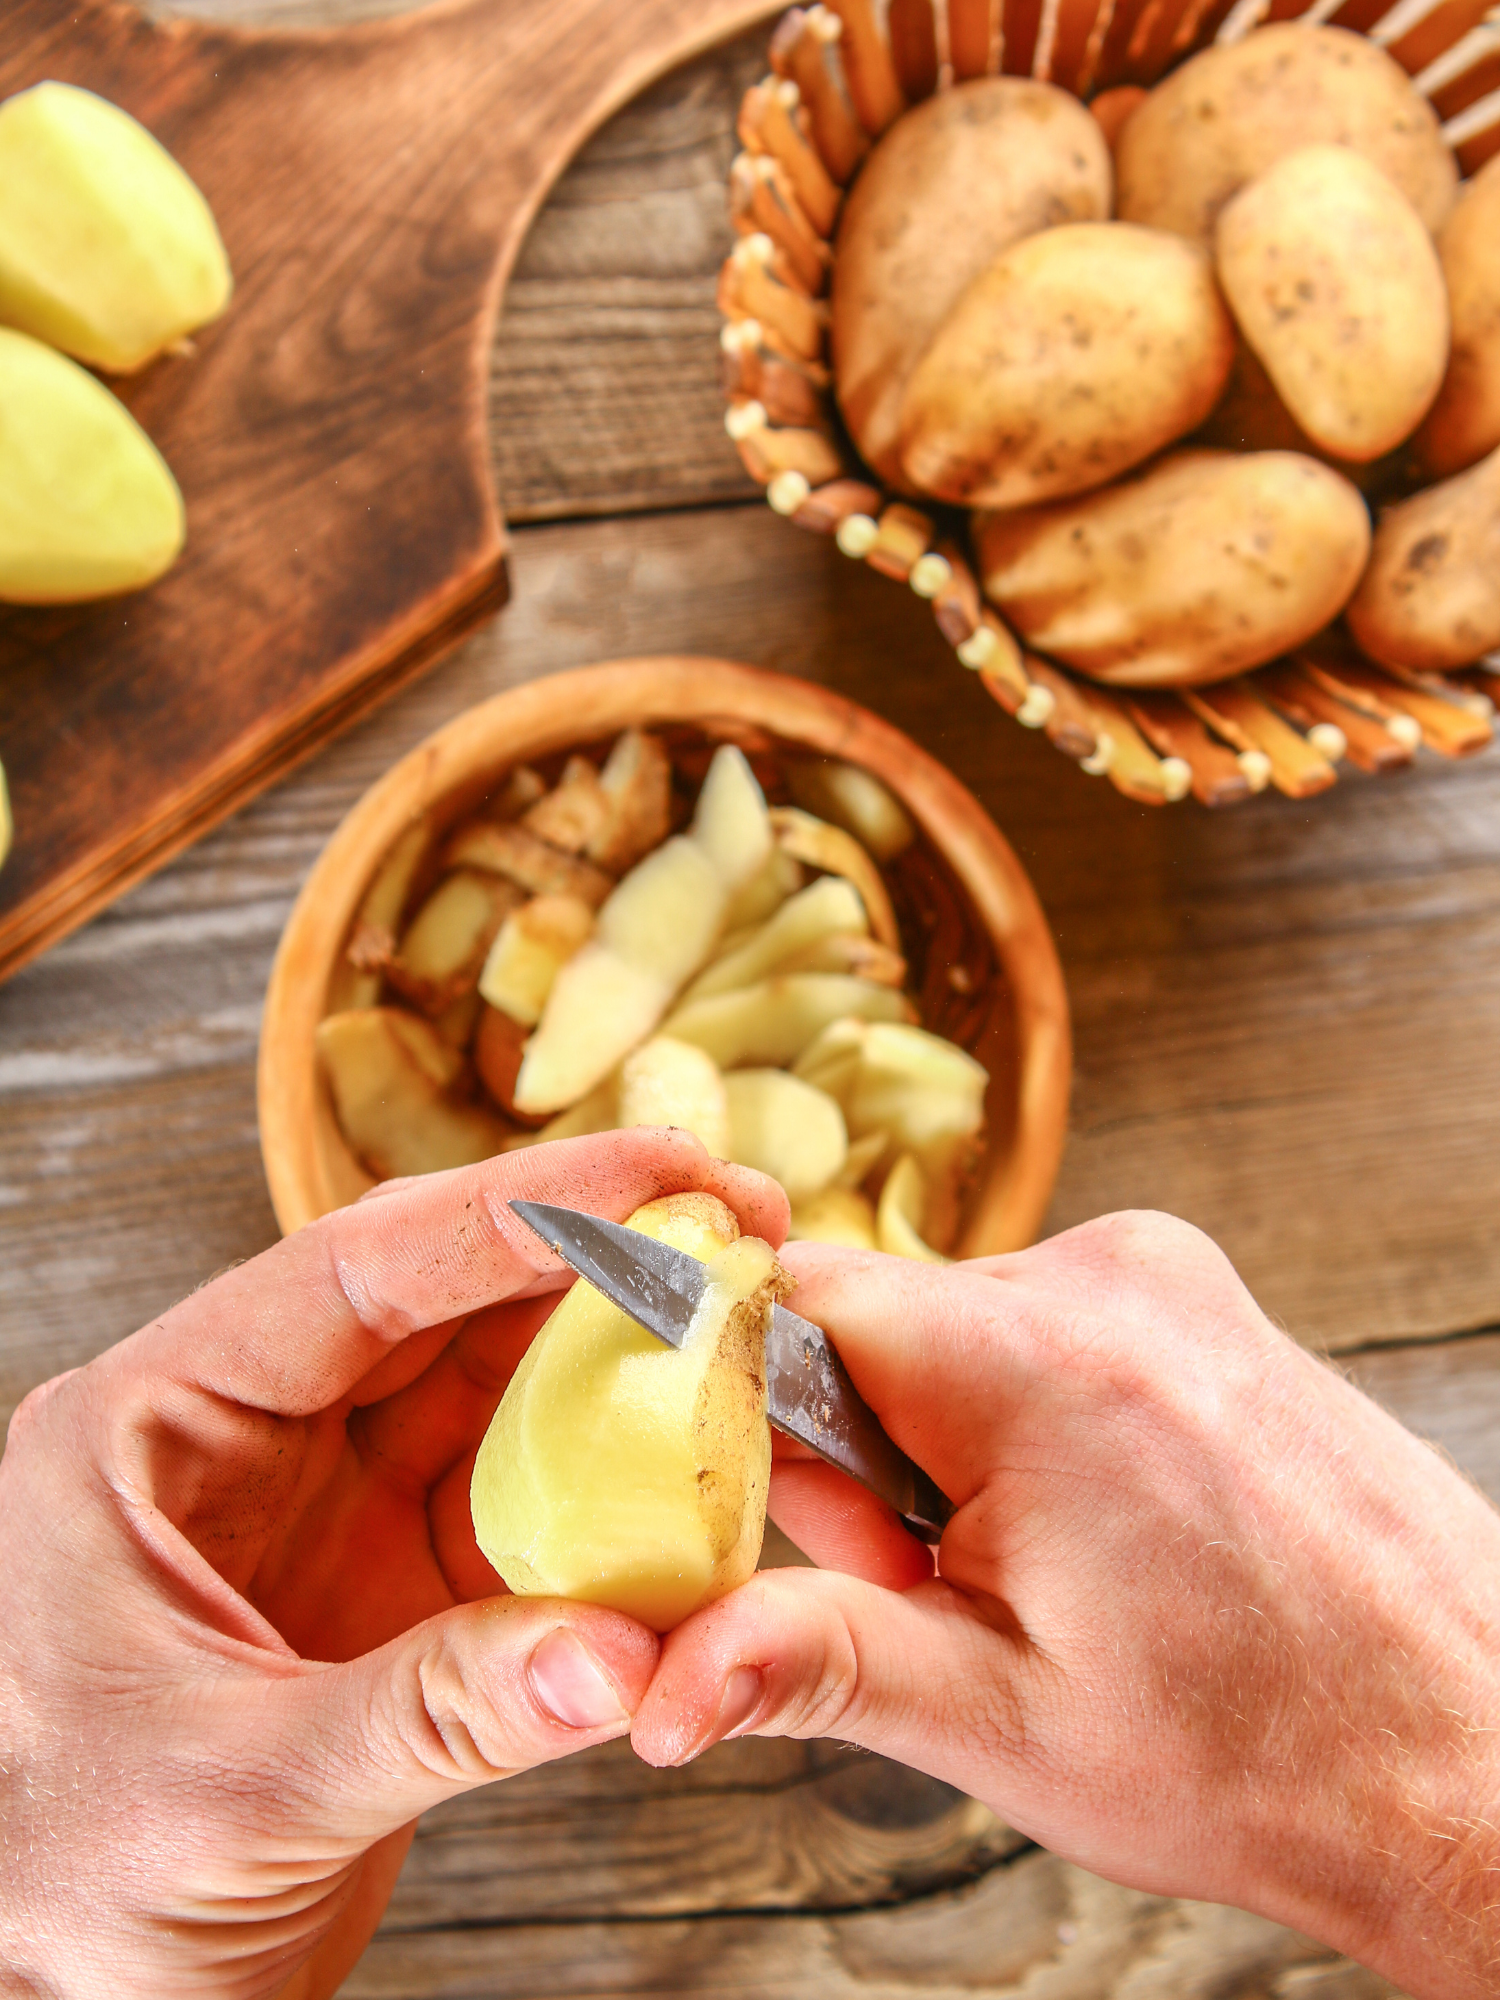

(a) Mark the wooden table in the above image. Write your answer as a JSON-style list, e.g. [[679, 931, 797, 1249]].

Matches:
[[3, 9, 1498, 1993]]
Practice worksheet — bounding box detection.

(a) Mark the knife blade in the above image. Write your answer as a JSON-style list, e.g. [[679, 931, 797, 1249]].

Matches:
[[510, 1199, 953, 1542]]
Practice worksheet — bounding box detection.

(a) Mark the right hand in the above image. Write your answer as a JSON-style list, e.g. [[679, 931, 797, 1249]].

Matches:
[[632, 1212, 1500, 2000]]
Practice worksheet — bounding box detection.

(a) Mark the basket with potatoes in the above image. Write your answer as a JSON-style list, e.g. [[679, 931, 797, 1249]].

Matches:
[[262, 662, 1072, 1265], [718, 0, 1500, 806]]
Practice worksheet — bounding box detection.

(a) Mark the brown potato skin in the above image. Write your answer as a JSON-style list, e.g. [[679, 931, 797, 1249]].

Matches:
[[831, 78, 1111, 488], [1346, 444, 1500, 672], [1116, 25, 1457, 244], [1215, 145, 1448, 463], [897, 221, 1234, 508], [1414, 154, 1500, 479], [975, 449, 1372, 687]]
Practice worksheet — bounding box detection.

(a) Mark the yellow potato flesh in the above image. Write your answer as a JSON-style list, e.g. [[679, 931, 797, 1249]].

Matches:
[[724, 1068, 848, 1202], [617, 1036, 731, 1158], [0, 82, 231, 373], [317, 1007, 507, 1179], [0, 328, 184, 603], [471, 1194, 782, 1631]]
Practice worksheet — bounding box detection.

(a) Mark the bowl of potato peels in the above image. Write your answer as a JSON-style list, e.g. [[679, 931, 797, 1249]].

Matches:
[[719, 0, 1500, 807], [258, 657, 1071, 1260]]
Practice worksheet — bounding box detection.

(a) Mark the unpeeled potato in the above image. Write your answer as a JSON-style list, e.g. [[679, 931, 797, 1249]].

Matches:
[[899, 222, 1234, 508], [1215, 146, 1447, 464], [1415, 153, 1500, 480], [1115, 25, 1457, 243], [1346, 443, 1500, 673], [975, 449, 1371, 687], [831, 78, 1111, 487]]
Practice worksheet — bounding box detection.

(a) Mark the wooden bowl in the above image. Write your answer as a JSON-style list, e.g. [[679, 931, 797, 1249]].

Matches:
[[258, 656, 1071, 1250], [718, 0, 1500, 809]]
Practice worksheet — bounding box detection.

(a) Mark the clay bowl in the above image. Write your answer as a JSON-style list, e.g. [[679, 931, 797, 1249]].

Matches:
[[258, 655, 1071, 1249]]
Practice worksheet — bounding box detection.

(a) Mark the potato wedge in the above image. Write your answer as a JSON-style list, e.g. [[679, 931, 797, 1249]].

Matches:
[[478, 893, 594, 1027], [663, 974, 914, 1070], [589, 728, 674, 873], [769, 807, 899, 949], [831, 78, 1111, 486], [900, 223, 1234, 508], [521, 755, 612, 856], [692, 743, 773, 891], [387, 870, 520, 1015], [1346, 443, 1500, 673], [617, 1035, 732, 1157], [975, 449, 1371, 687], [1115, 25, 1457, 243], [683, 875, 869, 1001], [724, 1068, 848, 1201], [877, 1153, 948, 1263], [442, 820, 613, 908], [598, 835, 728, 991], [786, 758, 914, 862], [511, 941, 670, 1116], [1415, 153, 1500, 480], [471, 1194, 792, 1630], [317, 1007, 508, 1180], [788, 1186, 878, 1249], [1215, 146, 1447, 464]]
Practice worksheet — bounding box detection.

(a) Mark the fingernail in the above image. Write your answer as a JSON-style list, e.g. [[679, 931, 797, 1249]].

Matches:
[[529, 1629, 628, 1730], [716, 1666, 765, 1741]]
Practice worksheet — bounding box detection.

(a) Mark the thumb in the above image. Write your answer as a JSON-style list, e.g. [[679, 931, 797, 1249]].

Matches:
[[629, 1568, 1024, 1793], [269, 1596, 660, 1840]]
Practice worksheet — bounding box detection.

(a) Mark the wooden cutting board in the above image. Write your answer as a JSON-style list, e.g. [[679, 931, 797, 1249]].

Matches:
[[0, 0, 777, 982]]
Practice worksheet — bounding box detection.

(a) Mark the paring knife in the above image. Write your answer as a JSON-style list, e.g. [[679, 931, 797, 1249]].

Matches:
[[510, 1199, 954, 1544]]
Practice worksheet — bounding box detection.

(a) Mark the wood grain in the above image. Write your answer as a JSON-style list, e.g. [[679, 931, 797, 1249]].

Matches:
[[0, 0, 777, 984]]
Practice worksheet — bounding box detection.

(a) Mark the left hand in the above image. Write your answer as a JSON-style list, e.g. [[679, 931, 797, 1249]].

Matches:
[[0, 1130, 785, 2000]]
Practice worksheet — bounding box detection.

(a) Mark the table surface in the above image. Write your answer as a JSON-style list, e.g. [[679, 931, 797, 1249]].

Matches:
[[3, 5, 1497, 1993]]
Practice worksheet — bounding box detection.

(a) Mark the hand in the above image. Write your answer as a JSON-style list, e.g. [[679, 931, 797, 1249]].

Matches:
[[634, 1212, 1500, 2000], [0, 1129, 785, 2000]]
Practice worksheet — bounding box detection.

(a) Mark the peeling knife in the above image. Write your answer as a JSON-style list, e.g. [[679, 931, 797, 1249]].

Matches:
[[510, 1200, 954, 1544]]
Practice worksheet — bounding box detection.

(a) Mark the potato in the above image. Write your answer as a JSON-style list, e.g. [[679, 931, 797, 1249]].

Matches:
[[443, 819, 613, 908], [663, 974, 914, 1070], [900, 222, 1233, 508], [769, 807, 899, 948], [831, 78, 1112, 486], [386, 869, 520, 1015], [478, 892, 594, 1027], [877, 1154, 947, 1263], [0, 81, 231, 373], [724, 1069, 848, 1201], [722, 844, 804, 932], [617, 1035, 731, 1158], [1215, 146, 1447, 464], [785, 758, 914, 861], [1346, 443, 1500, 673], [317, 1008, 507, 1180], [521, 756, 612, 855], [1115, 25, 1457, 244], [691, 743, 773, 891], [795, 1019, 987, 1158], [1415, 154, 1500, 480], [471, 1194, 791, 1630], [589, 728, 673, 873], [788, 1186, 878, 1249], [511, 941, 670, 1116], [975, 449, 1371, 687], [330, 815, 432, 1012], [684, 875, 868, 1002], [598, 836, 727, 991], [0, 328, 184, 602]]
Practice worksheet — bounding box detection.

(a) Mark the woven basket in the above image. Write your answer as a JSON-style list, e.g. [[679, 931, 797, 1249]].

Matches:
[[716, 0, 1500, 807]]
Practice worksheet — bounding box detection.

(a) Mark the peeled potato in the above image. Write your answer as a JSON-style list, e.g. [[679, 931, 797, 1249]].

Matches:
[[0, 327, 184, 602], [0, 81, 232, 373], [617, 1036, 732, 1158], [724, 1068, 848, 1202], [664, 974, 914, 1070], [1346, 443, 1500, 673], [877, 1154, 947, 1263], [478, 893, 594, 1027], [831, 77, 1112, 487], [788, 1186, 878, 1249], [1115, 25, 1457, 244], [1215, 146, 1448, 464], [471, 1193, 791, 1631], [317, 1008, 507, 1180], [387, 869, 519, 1015], [1415, 153, 1500, 480], [684, 875, 868, 1002], [975, 449, 1371, 687], [900, 222, 1234, 508]]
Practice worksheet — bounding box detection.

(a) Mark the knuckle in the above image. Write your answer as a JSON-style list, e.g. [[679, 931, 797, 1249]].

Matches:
[[404, 1635, 517, 1785], [5, 1370, 77, 1452]]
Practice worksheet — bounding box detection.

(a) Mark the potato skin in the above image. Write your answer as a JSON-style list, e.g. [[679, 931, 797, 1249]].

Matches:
[[974, 449, 1372, 687], [1116, 25, 1457, 243], [1414, 154, 1500, 479], [1215, 146, 1448, 463], [1346, 444, 1500, 672], [831, 78, 1111, 488], [897, 222, 1234, 509]]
